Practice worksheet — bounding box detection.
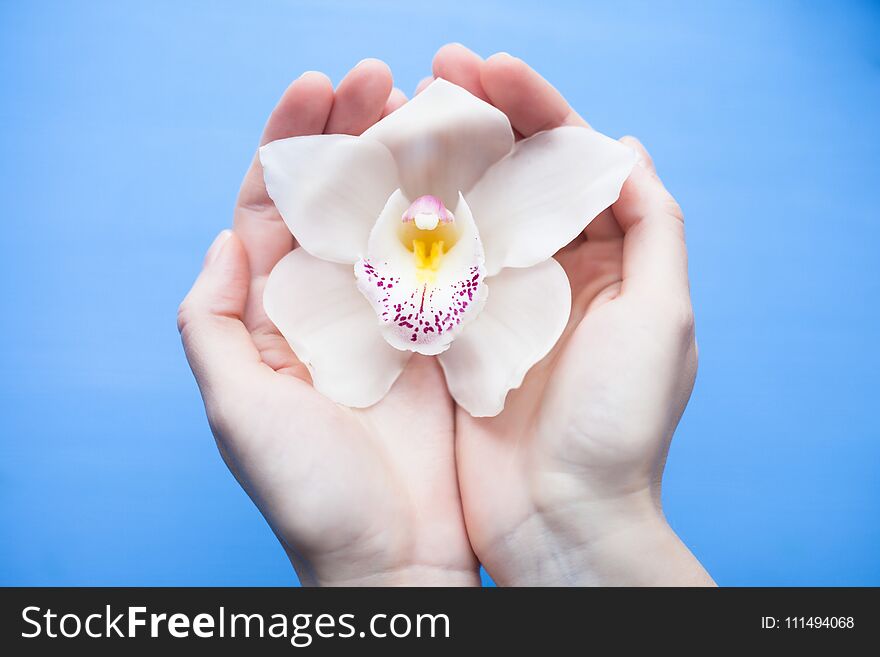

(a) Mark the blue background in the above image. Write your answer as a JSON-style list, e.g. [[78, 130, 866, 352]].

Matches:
[[1, 0, 878, 586]]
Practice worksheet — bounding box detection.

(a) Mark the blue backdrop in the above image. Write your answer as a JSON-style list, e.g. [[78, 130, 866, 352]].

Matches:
[[1, 0, 878, 586]]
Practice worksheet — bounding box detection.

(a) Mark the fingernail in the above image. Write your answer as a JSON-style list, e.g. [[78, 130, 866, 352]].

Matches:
[[205, 230, 232, 266], [620, 137, 647, 168], [297, 70, 323, 81], [445, 42, 476, 55]]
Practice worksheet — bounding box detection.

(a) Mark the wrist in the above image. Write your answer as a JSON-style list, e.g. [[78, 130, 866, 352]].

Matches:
[[489, 489, 714, 587]]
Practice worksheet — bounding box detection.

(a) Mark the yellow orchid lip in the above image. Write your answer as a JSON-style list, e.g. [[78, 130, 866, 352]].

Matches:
[[412, 238, 444, 281]]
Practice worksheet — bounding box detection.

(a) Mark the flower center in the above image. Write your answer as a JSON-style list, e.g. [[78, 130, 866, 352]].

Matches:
[[400, 195, 459, 283], [355, 190, 486, 356]]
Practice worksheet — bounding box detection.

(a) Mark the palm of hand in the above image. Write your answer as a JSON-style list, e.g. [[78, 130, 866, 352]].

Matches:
[[456, 233, 694, 576], [219, 63, 475, 586], [221, 355, 473, 586]]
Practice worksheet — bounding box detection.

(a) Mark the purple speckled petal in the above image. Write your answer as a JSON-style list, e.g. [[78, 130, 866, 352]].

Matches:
[[355, 190, 487, 356]]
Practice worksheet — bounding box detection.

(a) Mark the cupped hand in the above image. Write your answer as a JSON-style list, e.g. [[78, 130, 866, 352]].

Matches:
[[430, 45, 714, 586], [178, 61, 478, 586]]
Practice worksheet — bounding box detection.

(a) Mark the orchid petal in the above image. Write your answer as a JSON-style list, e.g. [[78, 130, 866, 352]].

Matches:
[[467, 126, 636, 276], [260, 135, 400, 264], [362, 79, 514, 208], [264, 248, 411, 407], [438, 257, 571, 417], [355, 190, 487, 356]]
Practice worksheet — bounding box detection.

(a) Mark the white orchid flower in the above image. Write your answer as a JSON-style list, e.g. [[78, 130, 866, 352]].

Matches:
[[260, 79, 635, 416]]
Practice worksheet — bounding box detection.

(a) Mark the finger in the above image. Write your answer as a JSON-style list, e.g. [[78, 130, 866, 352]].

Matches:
[[178, 231, 266, 397], [586, 138, 649, 242], [324, 58, 393, 135], [381, 87, 407, 118], [414, 75, 434, 95], [615, 159, 690, 302], [237, 72, 334, 211], [480, 52, 590, 136], [234, 72, 334, 280], [261, 72, 334, 145], [584, 207, 623, 241], [620, 135, 656, 174], [432, 43, 490, 101]]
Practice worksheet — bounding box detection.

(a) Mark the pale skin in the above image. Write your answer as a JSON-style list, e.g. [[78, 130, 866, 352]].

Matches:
[[178, 44, 714, 586]]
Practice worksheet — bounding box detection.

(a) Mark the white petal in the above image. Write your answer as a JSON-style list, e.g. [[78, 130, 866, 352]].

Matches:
[[362, 79, 514, 208], [438, 258, 571, 417], [467, 126, 637, 276], [355, 191, 487, 356], [260, 135, 400, 264], [264, 248, 411, 407]]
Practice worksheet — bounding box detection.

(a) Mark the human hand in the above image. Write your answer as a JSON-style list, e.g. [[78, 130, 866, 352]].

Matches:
[[178, 60, 478, 586], [429, 45, 714, 586]]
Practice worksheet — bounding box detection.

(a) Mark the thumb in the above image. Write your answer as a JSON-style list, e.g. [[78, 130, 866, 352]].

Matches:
[[613, 138, 690, 305], [178, 230, 264, 398]]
